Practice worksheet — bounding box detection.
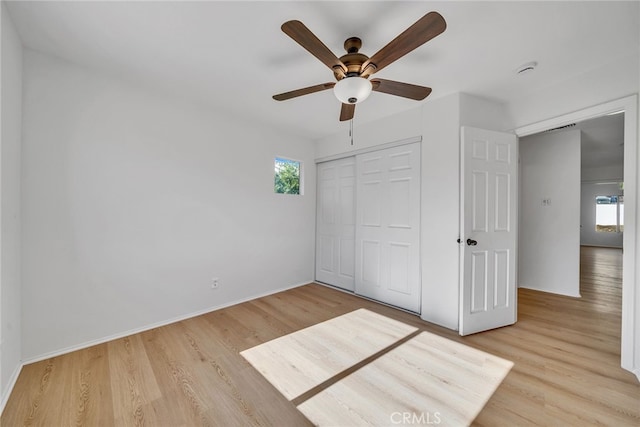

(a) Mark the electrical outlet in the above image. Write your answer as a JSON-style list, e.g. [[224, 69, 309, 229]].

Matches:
[[211, 277, 219, 289]]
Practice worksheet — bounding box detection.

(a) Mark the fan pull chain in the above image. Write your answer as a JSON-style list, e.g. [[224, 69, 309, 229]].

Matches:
[[350, 118, 354, 146]]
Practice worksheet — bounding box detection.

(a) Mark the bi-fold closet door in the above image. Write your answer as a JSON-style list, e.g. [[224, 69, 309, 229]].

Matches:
[[315, 142, 421, 313]]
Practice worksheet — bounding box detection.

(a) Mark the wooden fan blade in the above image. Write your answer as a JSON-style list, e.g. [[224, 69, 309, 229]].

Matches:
[[371, 79, 432, 100], [281, 20, 347, 77], [360, 11, 446, 77], [340, 103, 355, 121], [273, 82, 336, 101]]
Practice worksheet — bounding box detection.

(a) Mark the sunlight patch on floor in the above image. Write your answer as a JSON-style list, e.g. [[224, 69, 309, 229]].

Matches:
[[240, 308, 417, 400], [241, 309, 512, 426], [298, 331, 513, 426]]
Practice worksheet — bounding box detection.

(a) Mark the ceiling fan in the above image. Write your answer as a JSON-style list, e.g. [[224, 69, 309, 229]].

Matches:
[[272, 12, 447, 121]]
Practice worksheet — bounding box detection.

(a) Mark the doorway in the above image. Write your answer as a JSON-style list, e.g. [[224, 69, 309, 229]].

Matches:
[[515, 95, 638, 378], [518, 113, 624, 296]]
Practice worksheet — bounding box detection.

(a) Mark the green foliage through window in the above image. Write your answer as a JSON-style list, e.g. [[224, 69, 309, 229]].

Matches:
[[275, 157, 301, 195]]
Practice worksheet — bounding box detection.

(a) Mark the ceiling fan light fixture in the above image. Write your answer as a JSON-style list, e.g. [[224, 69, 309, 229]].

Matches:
[[334, 76, 372, 104]]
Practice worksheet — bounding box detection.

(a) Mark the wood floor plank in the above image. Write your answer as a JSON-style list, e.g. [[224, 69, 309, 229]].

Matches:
[[142, 325, 218, 426], [107, 335, 161, 426], [70, 344, 115, 427], [0, 359, 55, 426], [2, 246, 638, 425]]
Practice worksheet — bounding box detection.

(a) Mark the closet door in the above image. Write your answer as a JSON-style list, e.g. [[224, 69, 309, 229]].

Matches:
[[355, 143, 421, 312], [315, 157, 356, 291]]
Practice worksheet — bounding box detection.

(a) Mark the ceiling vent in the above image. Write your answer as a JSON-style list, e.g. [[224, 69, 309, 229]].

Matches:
[[516, 61, 538, 75], [544, 123, 576, 132]]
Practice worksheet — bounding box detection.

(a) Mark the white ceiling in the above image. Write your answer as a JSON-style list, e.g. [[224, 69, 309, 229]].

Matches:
[[533, 112, 625, 170], [5, 1, 639, 142], [578, 113, 625, 170]]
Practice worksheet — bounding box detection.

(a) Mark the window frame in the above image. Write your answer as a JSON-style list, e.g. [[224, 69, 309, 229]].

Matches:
[[274, 156, 304, 196], [595, 194, 624, 233]]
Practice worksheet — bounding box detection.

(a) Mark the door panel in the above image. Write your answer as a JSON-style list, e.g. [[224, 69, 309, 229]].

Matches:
[[471, 250, 487, 313], [388, 243, 410, 294], [318, 235, 334, 272], [389, 178, 412, 227], [355, 143, 421, 313], [361, 240, 381, 287], [494, 249, 509, 308], [460, 127, 517, 335], [361, 180, 382, 226], [495, 173, 510, 231], [315, 157, 356, 291], [472, 171, 488, 232]]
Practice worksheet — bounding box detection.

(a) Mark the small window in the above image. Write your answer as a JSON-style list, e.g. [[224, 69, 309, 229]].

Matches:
[[595, 194, 624, 233], [274, 157, 302, 195]]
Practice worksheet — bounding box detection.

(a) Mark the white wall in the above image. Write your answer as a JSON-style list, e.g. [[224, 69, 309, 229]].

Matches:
[[582, 164, 623, 183], [519, 130, 581, 297], [419, 94, 462, 330], [459, 93, 511, 131], [635, 44, 640, 380], [581, 182, 623, 248], [0, 1, 23, 410], [314, 106, 422, 159], [21, 50, 316, 361]]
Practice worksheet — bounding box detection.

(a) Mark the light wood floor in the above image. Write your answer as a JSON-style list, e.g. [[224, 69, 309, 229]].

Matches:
[[2, 246, 638, 426]]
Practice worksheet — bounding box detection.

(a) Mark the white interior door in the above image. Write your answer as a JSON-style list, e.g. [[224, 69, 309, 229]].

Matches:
[[355, 143, 421, 312], [315, 157, 356, 291], [460, 127, 517, 335]]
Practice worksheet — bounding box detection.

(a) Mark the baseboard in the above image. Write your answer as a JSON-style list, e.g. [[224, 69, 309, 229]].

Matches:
[[633, 368, 640, 383], [0, 362, 23, 416], [21, 280, 311, 366], [518, 285, 581, 298]]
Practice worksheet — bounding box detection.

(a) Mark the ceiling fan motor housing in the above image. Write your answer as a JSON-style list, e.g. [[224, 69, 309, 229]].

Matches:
[[333, 37, 370, 80]]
